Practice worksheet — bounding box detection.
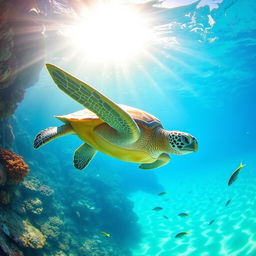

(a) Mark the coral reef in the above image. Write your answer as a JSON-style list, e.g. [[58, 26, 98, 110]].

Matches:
[[22, 177, 41, 192], [0, 207, 45, 248], [79, 237, 132, 256], [38, 185, 54, 197], [20, 220, 46, 248], [41, 217, 64, 241], [0, 155, 141, 255], [0, 112, 141, 256], [25, 198, 43, 215], [20, 176, 55, 207], [0, 149, 29, 182], [65, 171, 141, 247]]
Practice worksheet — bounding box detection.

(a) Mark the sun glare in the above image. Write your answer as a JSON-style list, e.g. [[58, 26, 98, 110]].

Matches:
[[64, 2, 154, 63]]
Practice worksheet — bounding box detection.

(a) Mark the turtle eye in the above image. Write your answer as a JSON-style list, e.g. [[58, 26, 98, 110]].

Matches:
[[183, 137, 189, 144]]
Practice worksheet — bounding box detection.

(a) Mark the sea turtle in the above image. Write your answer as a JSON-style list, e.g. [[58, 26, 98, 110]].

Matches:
[[34, 64, 198, 170]]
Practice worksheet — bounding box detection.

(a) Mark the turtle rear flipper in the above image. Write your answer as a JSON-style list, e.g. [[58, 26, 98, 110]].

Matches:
[[73, 143, 96, 170], [34, 124, 73, 149], [139, 153, 171, 170]]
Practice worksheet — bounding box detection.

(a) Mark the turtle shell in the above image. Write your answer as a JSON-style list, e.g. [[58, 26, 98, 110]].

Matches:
[[56, 104, 163, 130]]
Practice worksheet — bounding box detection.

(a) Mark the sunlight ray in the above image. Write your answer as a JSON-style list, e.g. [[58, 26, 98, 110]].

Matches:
[[118, 62, 142, 104], [136, 64, 166, 98], [155, 48, 202, 74], [143, 50, 198, 96]]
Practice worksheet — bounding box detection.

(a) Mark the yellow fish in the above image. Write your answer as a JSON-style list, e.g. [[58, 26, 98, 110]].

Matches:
[[228, 163, 245, 186], [100, 231, 111, 237], [158, 192, 168, 196], [175, 231, 189, 238], [178, 212, 190, 217]]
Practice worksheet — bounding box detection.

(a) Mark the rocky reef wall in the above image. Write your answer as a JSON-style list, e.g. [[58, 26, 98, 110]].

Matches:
[[0, 0, 45, 120]]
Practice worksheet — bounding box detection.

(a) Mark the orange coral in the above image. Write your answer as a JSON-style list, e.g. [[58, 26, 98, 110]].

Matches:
[[0, 149, 29, 182]]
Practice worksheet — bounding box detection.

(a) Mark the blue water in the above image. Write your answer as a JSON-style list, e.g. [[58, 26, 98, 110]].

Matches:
[[14, 0, 256, 255]]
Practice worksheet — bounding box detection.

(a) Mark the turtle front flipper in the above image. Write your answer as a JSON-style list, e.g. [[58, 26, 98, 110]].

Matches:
[[139, 153, 171, 170], [34, 124, 73, 149], [46, 64, 140, 145], [73, 143, 96, 170]]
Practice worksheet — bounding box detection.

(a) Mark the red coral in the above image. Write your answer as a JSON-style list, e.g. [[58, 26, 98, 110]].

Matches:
[[0, 149, 29, 182]]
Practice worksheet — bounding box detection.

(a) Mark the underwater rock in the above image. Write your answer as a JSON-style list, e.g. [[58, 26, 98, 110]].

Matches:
[[0, 23, 16, 88], [0, 149, 29, 182], [0, 206, 45, 248], [0, 230, 24, 256], [0, 162, 7, 185], [24, 198, 43, 215], [0, 190, 11, 205], [0, 84, 25, 119], [11, 201, 26, 216], [0, 0, 45, 120], [0, 120, 15, 148]]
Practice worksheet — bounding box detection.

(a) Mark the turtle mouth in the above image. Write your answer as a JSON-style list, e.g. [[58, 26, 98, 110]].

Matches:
[[183, 140, 198, 152]]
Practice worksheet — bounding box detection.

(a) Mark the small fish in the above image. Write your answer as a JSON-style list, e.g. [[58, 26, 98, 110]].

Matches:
[[209, 219, 215, 225], [228, 163, 245, 186], [158, 192, 168, 196], [163, 215, 169, 219], [175, 231, 189, 238], [152, 207, 163, 211], [178, 212, 190, 217], [100, 231, 111, 237], [225, 199, 231, 206], [75, 211, 80, 218]]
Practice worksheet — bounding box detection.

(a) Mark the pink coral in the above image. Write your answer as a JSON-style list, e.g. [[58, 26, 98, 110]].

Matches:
[[0, 149, 29, 182]]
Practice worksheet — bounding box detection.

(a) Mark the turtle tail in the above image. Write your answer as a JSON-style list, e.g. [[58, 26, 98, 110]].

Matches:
[[34, 124, 73, 149]]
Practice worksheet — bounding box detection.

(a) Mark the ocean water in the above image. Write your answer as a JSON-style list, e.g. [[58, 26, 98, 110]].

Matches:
[[11, 0, 256, 255]]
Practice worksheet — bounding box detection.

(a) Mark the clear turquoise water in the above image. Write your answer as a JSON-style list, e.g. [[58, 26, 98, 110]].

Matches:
[[131, 153, 256, 256], [15, 0, 256, 255]]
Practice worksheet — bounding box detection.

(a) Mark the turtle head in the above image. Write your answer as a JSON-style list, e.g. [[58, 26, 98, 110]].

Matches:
[[167, 131, 198, 155]]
